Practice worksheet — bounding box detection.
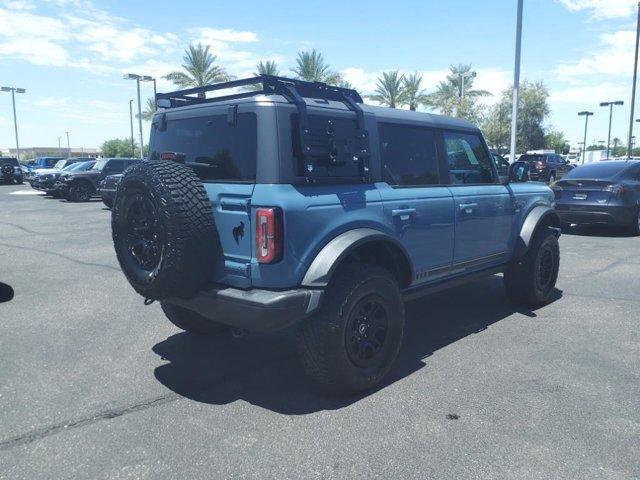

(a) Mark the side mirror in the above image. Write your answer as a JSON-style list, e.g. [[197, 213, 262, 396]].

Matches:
[[508, 161, 530, 183]]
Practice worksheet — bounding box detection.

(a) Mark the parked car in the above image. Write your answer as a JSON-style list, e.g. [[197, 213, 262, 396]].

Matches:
[[97, 174, 122, 209], [0, 157, 24, 185], [552, 160, 640, 234], [59, 158, 138, 202], [50, 161, 96, 198], [518, 153, 572, 183], [29, 157, 94, 193], [112, 76, 561, 394]]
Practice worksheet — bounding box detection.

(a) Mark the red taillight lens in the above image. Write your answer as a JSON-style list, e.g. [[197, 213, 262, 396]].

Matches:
[[256, 207, 282, 264], [536, 161, 544, 169], [160, 152, 185, 163], [604, 184, 628, 197]]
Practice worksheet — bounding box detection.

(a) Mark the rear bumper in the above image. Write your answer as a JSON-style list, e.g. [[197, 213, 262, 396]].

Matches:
[[556, 204, 635, 226], [164, 285, 324, 332]]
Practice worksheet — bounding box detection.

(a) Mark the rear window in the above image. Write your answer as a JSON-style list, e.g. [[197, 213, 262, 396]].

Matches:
[[564, 162, 631, 179], [150, 113, 257, 182], [519, 154, 545, 163]]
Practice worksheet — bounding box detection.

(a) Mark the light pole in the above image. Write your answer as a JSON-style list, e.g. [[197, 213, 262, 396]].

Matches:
[[129, 99, 135, 157], [628, 2, 640, 158], [58, 137, 62, 156], [509, 0, 524, 163], [578, 111, 593, 164], [65, 131, 71, 158], [1, 86, 26, 162], [141, 75, 157, 98], [600, 101, 624, 159], [124, 73, 144, 159]]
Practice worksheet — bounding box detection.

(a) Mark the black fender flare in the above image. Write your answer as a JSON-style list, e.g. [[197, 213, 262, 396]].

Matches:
[[514, 205, 561, 258], [301, 228, 413, 288]]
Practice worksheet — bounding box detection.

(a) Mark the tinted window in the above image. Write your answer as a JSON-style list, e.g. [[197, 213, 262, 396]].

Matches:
[[106, 160, 126, 174], [379, 123, 440, 186], [291, 113, 363, 179], [519, 154, 545, 164], [150, 113, 257, 182], [564, 162, 632, 179], [444, 132, 494, 184], [0, 158, 19, 167]]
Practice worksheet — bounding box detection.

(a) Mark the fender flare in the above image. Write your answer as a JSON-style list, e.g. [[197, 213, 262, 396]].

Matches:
[[514, 205, 561, 258], [301, 228, 413, 288]]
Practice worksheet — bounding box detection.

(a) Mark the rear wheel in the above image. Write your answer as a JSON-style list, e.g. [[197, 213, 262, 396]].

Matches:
[[504, 228, 560, 307], [68, 182, 93, 202], [298, 263, 405, 394], [161, 302, 229, 335]]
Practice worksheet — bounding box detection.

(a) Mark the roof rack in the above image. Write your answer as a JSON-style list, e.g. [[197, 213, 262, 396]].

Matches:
[[156, 75, 370, 182]]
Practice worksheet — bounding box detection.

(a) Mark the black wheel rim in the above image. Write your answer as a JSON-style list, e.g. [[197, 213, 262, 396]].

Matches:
[[535, 246, 554, 294], [345, 296, 390, 368], [124, 192, 163, 271]]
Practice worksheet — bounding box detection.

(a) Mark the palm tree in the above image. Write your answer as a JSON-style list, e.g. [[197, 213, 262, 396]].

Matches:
[[367, 71, 405, 108], [141, 97, 156, 121], [424, 64, 490, 118], [402, 72, 428, 111], [246, 60, 280, 90], [164, 43, 231, 97], [291, 49, 342, 85]]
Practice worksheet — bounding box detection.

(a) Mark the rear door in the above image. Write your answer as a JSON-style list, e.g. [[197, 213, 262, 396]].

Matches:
[[378, 123, 455, 283], [443, 130, 515, 270], [149, 109, 258, 288]]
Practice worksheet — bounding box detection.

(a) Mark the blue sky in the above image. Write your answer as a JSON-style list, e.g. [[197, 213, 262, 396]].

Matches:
[[0, 0, 638, 152]]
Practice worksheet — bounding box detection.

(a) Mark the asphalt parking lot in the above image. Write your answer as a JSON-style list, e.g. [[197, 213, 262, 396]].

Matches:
[[0, 183, 639, 480]]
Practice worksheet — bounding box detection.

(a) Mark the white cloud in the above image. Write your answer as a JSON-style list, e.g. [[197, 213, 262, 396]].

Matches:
[[550, 82, 628, 103], [556, 29, 635, 79], [189, 27, 259, 44], [557, 0, 638, 19]]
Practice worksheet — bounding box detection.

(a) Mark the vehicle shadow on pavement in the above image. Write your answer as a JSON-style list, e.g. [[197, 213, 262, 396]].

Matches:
[[0, 282, 15, 303], [152, 275, 562, 414], [562, 224, 636, 238]]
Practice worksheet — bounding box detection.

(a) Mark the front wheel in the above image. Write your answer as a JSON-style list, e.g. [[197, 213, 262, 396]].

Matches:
[[504, 228, 560, 307], [68, 182, 93, 202], [297, 263, 405, 394]]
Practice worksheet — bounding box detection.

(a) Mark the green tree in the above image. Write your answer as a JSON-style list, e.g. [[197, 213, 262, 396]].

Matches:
[[367, 71, 405, 108], [246, 60, 280, 90], [165, 43, 231, 96], [482, 80, 550, 153], [586, 144, 605, 151], [424, 64, 489, 121], [401, 72, 428, 111], [291, 49, 342, 85], [611, 137, 626, 157], [545, 129, 570, 154], [101, 138, 139, 158], [141, 97, 156, 121]]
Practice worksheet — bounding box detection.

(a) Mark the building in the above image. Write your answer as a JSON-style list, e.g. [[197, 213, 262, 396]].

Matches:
[[6, 147, 101, 159]]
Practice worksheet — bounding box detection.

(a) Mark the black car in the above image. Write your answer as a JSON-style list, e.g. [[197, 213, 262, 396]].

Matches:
[[491, 152, 510, 181], [519, 153, 572, 183], [0, 157, 23, 185], [49, 161, 96, 197], [58, 158, 138, 202], [29, 157, 94, 193], [97, 174, 122, 209], [552, 160, 640, 234]]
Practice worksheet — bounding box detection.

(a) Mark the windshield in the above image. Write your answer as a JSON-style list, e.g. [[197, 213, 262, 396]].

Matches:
[[92, 159, 108, 171], [54, 160, 67, 169], [69, 161, 95, 171], [564, 162, 631, 180]]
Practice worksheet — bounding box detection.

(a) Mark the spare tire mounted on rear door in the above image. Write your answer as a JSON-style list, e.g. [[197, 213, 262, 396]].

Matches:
[[112, 160, 220, 300]]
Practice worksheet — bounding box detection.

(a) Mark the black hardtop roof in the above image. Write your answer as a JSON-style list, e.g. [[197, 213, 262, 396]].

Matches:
[[155, 75, 478, 131]]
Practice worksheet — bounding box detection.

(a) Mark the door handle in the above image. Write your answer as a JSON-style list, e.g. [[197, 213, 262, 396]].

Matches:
[[392, 207, 417, 220], [459, 202, 478, 212]]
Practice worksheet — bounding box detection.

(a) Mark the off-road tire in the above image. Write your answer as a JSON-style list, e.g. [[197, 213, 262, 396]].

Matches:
[[67, 181, 93, 202], [0, 164, 13, 184], [504, 228, 560, 307], [298, 263, 405, 394], [161, 302, 229, 335], [112, 160, 219, 300]]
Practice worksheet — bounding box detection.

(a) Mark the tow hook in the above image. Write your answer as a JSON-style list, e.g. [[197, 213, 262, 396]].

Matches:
[[143, 298, 155, 306]]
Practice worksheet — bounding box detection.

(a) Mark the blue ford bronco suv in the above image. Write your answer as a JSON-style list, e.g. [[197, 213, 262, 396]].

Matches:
[[112, 76, 561, 394]]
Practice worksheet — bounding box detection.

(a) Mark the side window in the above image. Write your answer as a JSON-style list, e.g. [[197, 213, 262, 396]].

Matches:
[[107, 160, 125, 174], [379, 123, 440, 186], [443, 132, 495, 184]]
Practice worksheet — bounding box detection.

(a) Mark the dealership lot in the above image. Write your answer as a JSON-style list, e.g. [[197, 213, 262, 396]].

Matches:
[[0, 184, 639, 479]]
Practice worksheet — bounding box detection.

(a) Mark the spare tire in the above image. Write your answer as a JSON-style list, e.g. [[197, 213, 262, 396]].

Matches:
[[112, 160, 220, 300], [1, 164, 13, 183]]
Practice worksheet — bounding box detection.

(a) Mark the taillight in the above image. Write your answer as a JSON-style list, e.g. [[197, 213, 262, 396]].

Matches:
[[536, 161, 545, 169], [604, 184, 628, 197], [160, 152, 186, 163], [256, 207, 282, 263]]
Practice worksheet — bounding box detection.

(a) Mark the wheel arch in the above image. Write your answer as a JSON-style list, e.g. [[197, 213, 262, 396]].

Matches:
[[514, 205, 561, 258], [301, 228, 414, 289]]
